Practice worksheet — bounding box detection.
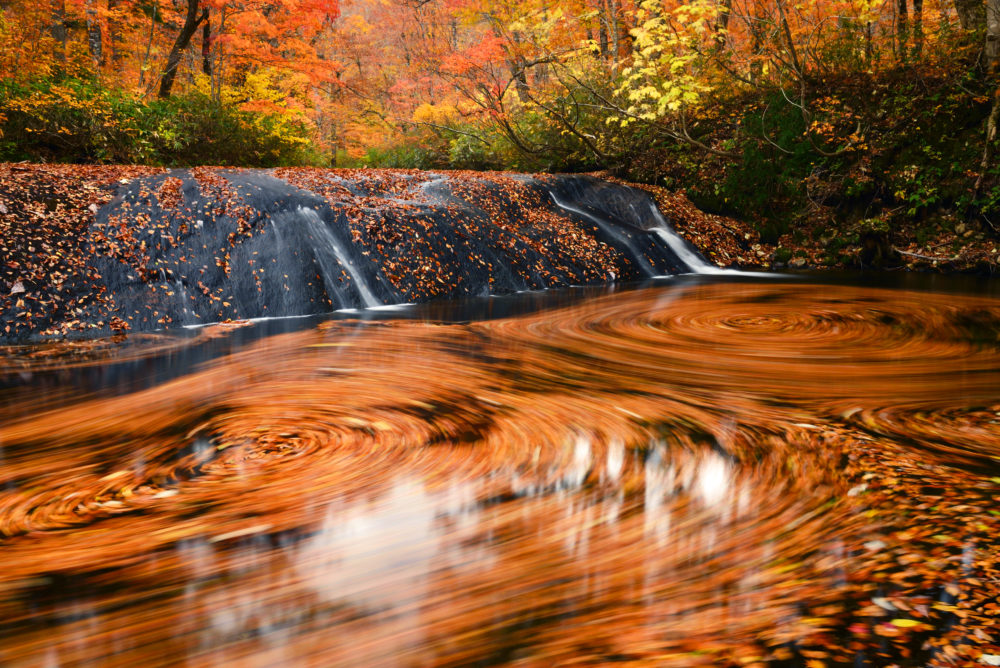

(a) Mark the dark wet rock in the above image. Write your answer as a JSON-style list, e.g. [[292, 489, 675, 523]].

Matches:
[[5, 167, 716, 340]]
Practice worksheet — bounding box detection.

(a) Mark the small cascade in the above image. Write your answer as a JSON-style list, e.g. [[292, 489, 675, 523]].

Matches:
[[172, 280, 195, 324], [549, 193, 656, 276], [647, 204, 776, 278], [298, 207, 381, 309], [297, 214, 347, 310], [268, 220, 285, 258], [647, 204, 737, 276]]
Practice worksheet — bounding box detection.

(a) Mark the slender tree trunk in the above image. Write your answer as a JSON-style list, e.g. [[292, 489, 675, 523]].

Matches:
[[598, 2, 610, 59], [211, 7, 227, 101], [158, 0, 208, 98], [912, 0, 924, 58], [975, 0, 1000, 193], [50, 0, 67, 64], [608, 0, 621, 57], [85, 0, 102, 67], [714, 0, 733, 49], [202, 11, 212, 76], [107, 0, 123, 68], [509, 55, 529, 102], [988, 0, 1000, 62], [977, 93, 1000, 192], [138, 0, 158, 90], [749, 13, 764, 83], [898, 0, 909, 61], [865, 21, 874, 65], [775, 0, 803, 77]]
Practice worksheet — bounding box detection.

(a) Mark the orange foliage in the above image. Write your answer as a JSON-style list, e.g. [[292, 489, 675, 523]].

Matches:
[[0, 0, 980, 159]]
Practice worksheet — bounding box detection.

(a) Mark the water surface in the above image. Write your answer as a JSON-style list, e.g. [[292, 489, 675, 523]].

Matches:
[[2, 276, 999, 666]]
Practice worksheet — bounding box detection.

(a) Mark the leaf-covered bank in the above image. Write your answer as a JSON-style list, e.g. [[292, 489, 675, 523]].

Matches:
[[0, 163, 703, 342], [363, 55, 1000, 276]]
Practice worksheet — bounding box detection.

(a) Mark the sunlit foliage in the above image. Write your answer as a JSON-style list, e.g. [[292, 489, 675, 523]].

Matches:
[[0, 0, 996, 196]]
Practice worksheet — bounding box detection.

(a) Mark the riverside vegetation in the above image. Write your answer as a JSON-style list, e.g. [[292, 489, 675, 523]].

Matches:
[[2, 0, 1000, 272]]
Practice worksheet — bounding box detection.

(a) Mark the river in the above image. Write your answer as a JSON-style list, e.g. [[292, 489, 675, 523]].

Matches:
[[1, 273, 1000, 666]]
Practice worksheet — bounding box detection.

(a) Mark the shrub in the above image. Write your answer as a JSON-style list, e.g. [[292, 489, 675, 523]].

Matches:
[[0, 76, 328, 167]]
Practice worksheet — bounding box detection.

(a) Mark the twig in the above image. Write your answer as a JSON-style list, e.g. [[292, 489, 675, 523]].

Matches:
[[401, 120, 492, 145], [893, 247, 960, 262]]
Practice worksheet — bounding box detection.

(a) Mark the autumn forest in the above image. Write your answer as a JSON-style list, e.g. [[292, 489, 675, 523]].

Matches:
[[3, 0, 1000, 261]]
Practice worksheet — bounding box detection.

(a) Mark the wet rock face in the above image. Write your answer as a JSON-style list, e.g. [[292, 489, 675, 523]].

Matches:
[[65, 168, 706, 335]]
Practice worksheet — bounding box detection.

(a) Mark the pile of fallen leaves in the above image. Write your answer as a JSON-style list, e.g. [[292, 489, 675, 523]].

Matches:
[[595, 172, 776, 269], [767, 210, 1000, 274], [0, 163, 163, 340]]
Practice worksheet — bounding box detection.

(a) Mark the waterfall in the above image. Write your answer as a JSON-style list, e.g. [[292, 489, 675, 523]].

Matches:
[[73, 169, 775, 340], [172, 280, 195, 324], [298, 207, 381, 309], [549, 193, 656, 276], [646, 204, 740, 276]]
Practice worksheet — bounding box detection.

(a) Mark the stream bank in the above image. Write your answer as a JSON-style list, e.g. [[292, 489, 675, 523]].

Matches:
[[2, 162, 997, 344]]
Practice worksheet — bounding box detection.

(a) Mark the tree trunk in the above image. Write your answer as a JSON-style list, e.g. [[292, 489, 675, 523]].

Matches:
[[775, 0, 803, 77], [598, 5, 610, 58], [975, 0, 1000, 194], [714, 0, 733, 48], [988, 0, 1000, 63], [748, 12, 764, 83], [898, 0, 909, 61], [202, 11, 212, 76], [912, 0, 924, 58], [977, 92, 1000, 190], [509, 56, 529, 102], [608, 0, 621, 57], [138, 0, 158, 89], [865, 21, 873, 65], [85, 0, 102, 66], [954, 0, 986, 31], [158, 0, 208, 98], [107, 0, 123, 67], [50, 0, 67, 63], [211, 6, 227, 101]]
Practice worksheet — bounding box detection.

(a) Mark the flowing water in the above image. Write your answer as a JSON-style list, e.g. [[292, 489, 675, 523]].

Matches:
[[2, 275, 1000, 667]]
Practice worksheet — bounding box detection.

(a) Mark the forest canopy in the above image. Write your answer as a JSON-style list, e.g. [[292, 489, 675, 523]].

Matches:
[[2, 0, 1000, 234]]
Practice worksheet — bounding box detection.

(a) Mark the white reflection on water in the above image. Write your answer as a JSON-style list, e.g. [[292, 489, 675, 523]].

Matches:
[[564, 434, 593, 489], [696, 453, 731, 508], [643, 440, 744, 550], [605, 438, 624, 483], [175, 440, 750, 659]]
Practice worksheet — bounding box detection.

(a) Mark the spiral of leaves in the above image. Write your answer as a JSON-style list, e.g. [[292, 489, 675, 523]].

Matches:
[[1, 282, 999, 666]]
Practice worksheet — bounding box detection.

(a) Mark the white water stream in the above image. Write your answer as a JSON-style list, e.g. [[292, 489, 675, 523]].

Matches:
[[549, 193, 657, 275], [298, 207, 381, 308]]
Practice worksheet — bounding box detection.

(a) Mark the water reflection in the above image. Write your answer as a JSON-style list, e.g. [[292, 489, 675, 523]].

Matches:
[[1, 279, 1000, 665]]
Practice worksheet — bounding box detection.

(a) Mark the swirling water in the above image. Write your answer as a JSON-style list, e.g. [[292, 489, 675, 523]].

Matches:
[[1, 275, 1000, 667]]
